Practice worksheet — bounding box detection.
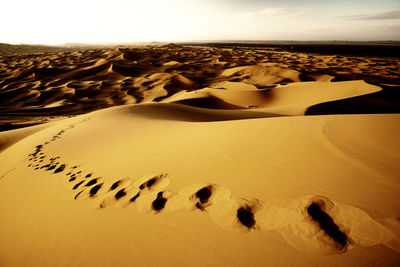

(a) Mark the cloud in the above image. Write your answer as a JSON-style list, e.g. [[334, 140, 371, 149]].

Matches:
[[340, 9, 400, 20], [231, 7, 304, 20]]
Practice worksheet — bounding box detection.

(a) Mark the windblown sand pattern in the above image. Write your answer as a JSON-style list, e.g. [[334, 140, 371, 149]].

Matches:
[[0, 44, 399, 266], [1, 44, 399, 129]]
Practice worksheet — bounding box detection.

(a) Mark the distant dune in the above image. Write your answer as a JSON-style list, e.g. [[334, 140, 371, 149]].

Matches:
[[0, 43, 78, 56], [0, 43, 399, 266], [0, 43, 399, 130], [186, 41, 400, 58]]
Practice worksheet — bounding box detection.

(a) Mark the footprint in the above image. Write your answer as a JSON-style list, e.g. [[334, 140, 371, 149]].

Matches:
[[275, 196, 350, 254], [151, 190, 176, 213], [306, 200, 348, 251], [192, 185, 214, 210], [137, 173, 169, 191], [85, 178, 100, 187], [100, 186, 137, 209], [54, 164, 66, 174], [98, 174, 170, 210], [98, 178, 133, 208], [67, 170, 83, 182], [72, 180, 85, 190], [100, 178, 136, 208], [75, 182, 105, 200], [237, 204, 256, 229], [109, 180, 122, 190], [115, 188, 128, 200], [88, 183, 104, 198], [152, 191, 167, 211], [74, 177, 105, 200], [47, 163, 59, 171], [129, 192, 141, 203]]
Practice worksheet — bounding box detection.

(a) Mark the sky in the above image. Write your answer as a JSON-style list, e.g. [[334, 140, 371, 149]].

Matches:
[[1, 0, 400, 45]]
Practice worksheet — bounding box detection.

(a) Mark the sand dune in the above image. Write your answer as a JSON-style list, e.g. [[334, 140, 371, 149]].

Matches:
[[0, 44, 399, 266], [166, 80, 380, 114], [0, 104, 399, 266], [1, 44, 399, 128]]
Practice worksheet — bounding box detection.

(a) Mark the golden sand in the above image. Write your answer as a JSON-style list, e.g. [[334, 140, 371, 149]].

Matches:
[[0, 44, 399, 266]]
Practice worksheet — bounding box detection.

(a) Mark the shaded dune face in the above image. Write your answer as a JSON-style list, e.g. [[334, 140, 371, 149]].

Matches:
[[1, 44, 399, 129]]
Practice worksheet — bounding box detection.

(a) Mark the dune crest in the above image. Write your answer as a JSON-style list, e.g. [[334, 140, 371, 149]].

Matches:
[[1, 44, 399, 129], [165, 80, 380, 114]]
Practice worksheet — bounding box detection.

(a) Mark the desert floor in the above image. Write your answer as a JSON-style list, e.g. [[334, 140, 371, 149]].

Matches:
[[0, 43, 399, 266]]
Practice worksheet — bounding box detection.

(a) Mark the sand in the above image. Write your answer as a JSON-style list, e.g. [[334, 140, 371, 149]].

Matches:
[[0, 44, 399, 266], [1, 44, 399, 128]]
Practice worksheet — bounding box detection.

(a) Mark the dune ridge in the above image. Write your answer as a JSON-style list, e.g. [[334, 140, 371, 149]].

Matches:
[[1, 44, 399, 129]]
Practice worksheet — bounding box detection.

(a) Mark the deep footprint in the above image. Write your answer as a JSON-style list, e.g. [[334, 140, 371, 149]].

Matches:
[[237, 205, 256, 229], [110, 180, 121, 191], [130, 192, 140, 202], [139, 174, 166, 190], [85, 178, 98, 187], [47, 163, 59, 171], [89, 184, 103, 198], [307, 202, 348, 250], [195, 185, 213, 210], [41, 164, 50, 169], [54, 164, 66, 173], [152, 192, 167, 211], [115, 189, 127, 200], [73, 181, 84, 190]]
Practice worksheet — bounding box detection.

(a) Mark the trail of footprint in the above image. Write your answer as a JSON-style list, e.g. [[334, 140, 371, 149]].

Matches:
[[24, 120, 399, 255], [98, 173, 170, 210]]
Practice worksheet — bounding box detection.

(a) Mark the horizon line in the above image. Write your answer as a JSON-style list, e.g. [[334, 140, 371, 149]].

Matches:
[[2, 39, 400, 47]]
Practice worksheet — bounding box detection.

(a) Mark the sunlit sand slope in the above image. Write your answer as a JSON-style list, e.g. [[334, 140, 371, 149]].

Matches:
[[1, 104, 399, 266], [166, 80, 380, 115]]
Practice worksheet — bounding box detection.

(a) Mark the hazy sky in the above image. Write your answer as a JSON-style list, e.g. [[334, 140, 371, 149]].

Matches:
[[1, 0, 400, 44]]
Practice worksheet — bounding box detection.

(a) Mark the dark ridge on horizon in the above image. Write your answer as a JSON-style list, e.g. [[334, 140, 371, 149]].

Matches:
[[0, 42, 166, 56], [2, 40, 400, 57], [182, 40, 400, 44], [181, 41, 400, 58], [0, 43, 81, 56]]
